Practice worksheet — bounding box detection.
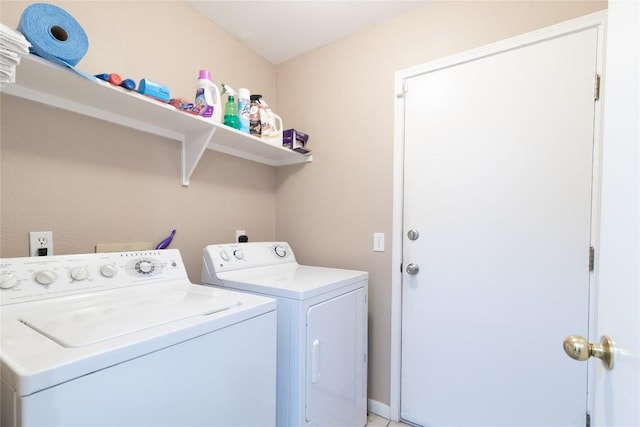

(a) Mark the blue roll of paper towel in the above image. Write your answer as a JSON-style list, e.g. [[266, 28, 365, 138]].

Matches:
[[18, 3, 92, 78]]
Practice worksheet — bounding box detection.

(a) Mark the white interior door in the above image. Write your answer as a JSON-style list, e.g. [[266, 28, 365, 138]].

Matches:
[[592, 2, 640, 425], [400, 25, 601, 426]]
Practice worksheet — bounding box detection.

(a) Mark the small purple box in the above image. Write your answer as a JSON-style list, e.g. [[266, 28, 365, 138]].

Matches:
[[283, 129, 310, 154]]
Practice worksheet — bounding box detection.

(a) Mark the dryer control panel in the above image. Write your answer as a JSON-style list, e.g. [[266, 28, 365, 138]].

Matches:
[[202, 242, 296, 275], [0, 249, 188, 305]]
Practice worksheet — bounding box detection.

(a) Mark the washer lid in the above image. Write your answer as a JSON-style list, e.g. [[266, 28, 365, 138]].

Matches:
[[218, 264, 367, 300], [18, 284, 239, 347]]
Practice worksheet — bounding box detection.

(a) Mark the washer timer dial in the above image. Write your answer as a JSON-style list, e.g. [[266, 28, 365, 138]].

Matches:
[[135, 260, 155, 275]]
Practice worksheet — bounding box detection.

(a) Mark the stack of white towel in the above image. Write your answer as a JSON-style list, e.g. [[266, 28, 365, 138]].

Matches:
[[0, 23, 31, 87]]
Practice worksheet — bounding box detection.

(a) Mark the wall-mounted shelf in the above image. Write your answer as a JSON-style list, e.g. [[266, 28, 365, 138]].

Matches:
[[1, 54, 312, 186]]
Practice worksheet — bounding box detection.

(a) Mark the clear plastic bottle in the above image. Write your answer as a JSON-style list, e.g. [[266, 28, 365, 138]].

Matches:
[[237, 88, 250, 133]]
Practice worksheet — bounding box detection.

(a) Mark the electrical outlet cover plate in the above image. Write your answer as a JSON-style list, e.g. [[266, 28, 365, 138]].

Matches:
[[29, 231, 53, 257]]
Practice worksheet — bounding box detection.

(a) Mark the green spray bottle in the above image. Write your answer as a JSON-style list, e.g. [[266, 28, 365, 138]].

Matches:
[[221, 83, 240, 129]]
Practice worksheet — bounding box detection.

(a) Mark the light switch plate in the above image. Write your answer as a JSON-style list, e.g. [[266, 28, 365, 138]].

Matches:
[[373, 232, 385, 252]]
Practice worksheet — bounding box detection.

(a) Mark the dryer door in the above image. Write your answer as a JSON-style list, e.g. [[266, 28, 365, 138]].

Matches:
[[305, 287, 366, 425]]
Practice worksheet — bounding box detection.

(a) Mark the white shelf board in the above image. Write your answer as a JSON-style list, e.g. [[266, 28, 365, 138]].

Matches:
[[1, 54, 312, 186], [208, 125, 313, 166]]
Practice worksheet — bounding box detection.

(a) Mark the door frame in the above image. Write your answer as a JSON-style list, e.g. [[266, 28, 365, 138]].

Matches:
[[390, 11, 607, 421]]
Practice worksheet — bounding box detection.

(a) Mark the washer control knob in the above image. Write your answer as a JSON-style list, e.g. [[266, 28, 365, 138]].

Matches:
[[233, 249, 245, 260], [34, 270, 57, 286], [0, 272, 19, 289], [99, 264, 118, 278], [69, 266, 89, 281], [136, 260, 154, 274], [220, 250, 230, 262], [274, 245, 288, 258]]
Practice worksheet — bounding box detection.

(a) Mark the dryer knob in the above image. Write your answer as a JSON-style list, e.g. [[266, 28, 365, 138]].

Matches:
[[233, 249, 245, 260], [220, 250, 230, 262], [0, 272, 19, 289], [34, 270, 57, 286], [274, 245, 288, 258]]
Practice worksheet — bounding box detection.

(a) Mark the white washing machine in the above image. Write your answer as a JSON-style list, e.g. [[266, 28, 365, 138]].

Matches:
[[201, 242, 368, 427], [1, 249, 277, 427]]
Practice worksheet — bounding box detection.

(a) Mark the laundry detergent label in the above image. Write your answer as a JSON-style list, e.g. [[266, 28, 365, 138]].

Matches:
[[195, 88, 214, 118]]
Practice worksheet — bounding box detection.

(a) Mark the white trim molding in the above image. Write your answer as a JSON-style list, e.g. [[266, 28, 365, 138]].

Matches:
[[368, 399, 391, 420]]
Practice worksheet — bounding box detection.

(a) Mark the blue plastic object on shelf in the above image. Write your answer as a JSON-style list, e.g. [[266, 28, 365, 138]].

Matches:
[[138, 78, 170, 102], [120, 79, 136, 90]]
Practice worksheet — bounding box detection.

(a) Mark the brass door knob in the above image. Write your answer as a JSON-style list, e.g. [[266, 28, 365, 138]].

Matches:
[[563, 335, 614, 370]]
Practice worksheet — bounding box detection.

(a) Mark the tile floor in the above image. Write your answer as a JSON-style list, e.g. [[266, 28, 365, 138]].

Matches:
[[367, 412, 413, 427]]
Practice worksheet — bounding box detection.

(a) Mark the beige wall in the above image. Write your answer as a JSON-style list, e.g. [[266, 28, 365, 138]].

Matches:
[[275, 0, 606, 406], [1, 0, 606, 410], [0, 0, 278, 278]]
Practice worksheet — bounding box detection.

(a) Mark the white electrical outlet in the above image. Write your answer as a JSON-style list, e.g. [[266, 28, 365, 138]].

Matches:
[[29, 231, 53, 257], [236, 229, 246, 243], [373, 232, 385, 252]]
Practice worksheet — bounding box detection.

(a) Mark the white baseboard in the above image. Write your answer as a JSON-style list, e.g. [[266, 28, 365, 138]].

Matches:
[[368, 399, 391, 419]]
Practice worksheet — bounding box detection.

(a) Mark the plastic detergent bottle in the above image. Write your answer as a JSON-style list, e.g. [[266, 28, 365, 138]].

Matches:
[[195, 69, 221, 123], [237, 88, 250, 133], [222, 84, 240, 129]]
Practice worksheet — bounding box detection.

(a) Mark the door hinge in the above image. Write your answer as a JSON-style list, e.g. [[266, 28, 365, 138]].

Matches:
[[586, 411, 591, 427], [589, 246, 595, 272], [400, 263, 403, 273], [594, 74, 601, 101], [396, 79, 408, 98]]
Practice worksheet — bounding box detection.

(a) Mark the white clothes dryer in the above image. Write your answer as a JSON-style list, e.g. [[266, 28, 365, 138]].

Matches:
[[201, 242, 368, 427], [1, 249, 277, 427]]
